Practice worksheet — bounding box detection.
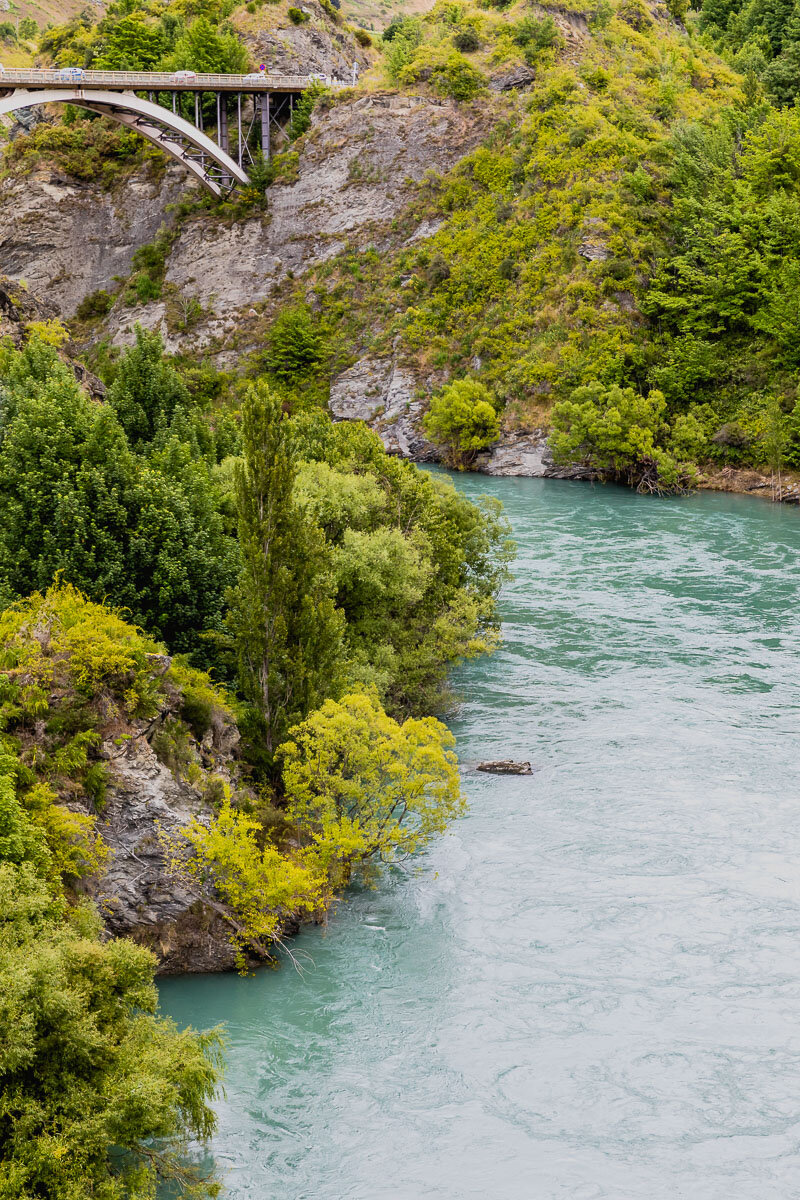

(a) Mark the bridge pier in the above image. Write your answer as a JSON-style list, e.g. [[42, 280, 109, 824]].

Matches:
[[218, 93, 229, 155], [261, 93, 270, 160]]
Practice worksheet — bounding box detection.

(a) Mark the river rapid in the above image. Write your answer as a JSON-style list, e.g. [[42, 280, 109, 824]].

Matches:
[[159, 474, 800, 1200]]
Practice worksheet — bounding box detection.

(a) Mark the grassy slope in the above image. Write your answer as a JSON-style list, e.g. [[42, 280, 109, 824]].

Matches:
[[286, 0, 742, 430]]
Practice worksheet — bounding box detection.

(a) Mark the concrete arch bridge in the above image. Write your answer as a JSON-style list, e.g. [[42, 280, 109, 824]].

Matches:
[[0, 68, 334, 196]]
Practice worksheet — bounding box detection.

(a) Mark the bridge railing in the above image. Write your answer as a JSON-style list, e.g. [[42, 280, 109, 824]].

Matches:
[[0, 67, 334, 91]]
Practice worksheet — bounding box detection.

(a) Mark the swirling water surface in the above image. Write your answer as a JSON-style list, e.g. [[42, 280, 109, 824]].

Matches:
[[159, 475, 800, 1199]]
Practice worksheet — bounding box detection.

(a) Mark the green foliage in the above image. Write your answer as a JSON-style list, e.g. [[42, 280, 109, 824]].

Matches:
[[1, 120, 144, 186], [290, 414, 514, 712], [550, 382, 706, 491], [75, 289, 115, 321], [227, 383, 344, 768], [106, 324, 190, 445], [0, 582, 232, 872], [642, 105, 800, 466], [698, 0, 800, 105], [266, 304, 325, 383], [423, 378, 501, 467], [18, 17, 38, 40], [0, 702, 222, 1198], [287, 5, 309, 22], [280, 689, 464, 877], [164, 15, 249, 73], [124, 233, 172, 305], [0, 868, 222, 1199], [287, 81, 326, 141], [0, 330, 238, 658], [176, 796, 324, 957], [94, 13, 166, 69], [397, 43, 487, 98]]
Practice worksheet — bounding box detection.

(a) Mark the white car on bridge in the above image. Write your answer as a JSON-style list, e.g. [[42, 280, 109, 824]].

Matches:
[[172, 70, 197, 82], [58, 67, 85, 80]]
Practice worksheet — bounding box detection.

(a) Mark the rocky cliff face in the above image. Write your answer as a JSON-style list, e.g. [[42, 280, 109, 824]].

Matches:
[[83, 706, 247, 975], [0, 164, 188, 315]]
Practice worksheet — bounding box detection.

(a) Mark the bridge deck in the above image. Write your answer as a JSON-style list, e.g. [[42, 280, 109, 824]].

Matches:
[[0, 67, 325, 92]]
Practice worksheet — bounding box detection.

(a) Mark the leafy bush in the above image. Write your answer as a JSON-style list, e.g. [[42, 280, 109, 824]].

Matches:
[[453, 26, 481, 51], [280, 689, 464, 880], [398, 45, 486, 99], [354, 27, 372, 46], [288, 5, 309, 22], [550, 383, 706, 492], [423, 379, 500, 467], [266, 304, 325, 382], [75, 288, 114, 320], [177, 797, 324, 959]]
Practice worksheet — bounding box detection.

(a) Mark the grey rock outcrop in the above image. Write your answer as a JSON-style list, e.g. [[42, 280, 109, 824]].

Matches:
[[0, 162, 189, 315], [87, 735, 242, 974], [474, 431, 550, 476], [329, 355, 438, 460]]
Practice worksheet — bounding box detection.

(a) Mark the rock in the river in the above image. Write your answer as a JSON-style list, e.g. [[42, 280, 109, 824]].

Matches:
[[477, 760, 533, 775]]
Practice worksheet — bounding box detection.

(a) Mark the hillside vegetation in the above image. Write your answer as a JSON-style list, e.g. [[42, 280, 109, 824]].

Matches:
[[27, 0, 796, 493], [261, 0, 800, 490], [0, 306, 512, 1195]]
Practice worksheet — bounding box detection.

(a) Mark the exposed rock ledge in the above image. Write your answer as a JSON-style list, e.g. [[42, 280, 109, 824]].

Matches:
[[328, 354, 594, 480]]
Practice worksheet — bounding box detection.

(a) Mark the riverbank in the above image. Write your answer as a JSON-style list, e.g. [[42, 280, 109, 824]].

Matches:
[[160, 471, 800, 1200], [389, 419, 800, 505]]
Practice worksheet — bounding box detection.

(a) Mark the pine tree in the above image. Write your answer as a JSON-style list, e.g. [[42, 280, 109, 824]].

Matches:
[[228, 383, 344, 769]]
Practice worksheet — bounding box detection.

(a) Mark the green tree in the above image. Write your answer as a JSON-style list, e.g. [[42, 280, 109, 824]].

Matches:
[[0, 333, 237, 657], [106, 326, 190, 447], [93, 14, 166, 69], [280, 689, 464, 881], [0, 752, 222, 1200], [266, 305, 324, 384], [550, 382, 705, 492], [165, 16, 249, 74], [423, 378, 500, 468], [289, 412, 514, 713], [227, 383, 344, 769]]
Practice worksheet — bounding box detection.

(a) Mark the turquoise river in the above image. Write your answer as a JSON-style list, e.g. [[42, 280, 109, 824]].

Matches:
[[159, 473, 800, 1199]]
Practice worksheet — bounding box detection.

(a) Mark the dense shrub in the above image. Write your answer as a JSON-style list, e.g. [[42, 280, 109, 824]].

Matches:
[[423, 379, 500, 467]]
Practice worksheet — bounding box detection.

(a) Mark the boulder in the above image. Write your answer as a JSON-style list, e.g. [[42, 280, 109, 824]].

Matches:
[[476, 760, 533, 775]]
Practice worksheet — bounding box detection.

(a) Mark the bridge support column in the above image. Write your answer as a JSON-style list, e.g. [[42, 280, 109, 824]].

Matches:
[[172, 90, 177, 113], [218, 93, 228, 154], [237, 92, 242, 168], [260, 92, 270, 160]]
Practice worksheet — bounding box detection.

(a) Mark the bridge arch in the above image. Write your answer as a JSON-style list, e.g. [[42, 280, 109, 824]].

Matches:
[[0, 89, 250, 196]]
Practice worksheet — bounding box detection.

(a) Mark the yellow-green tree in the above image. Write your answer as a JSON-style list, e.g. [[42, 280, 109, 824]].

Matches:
[[423, 379, 500, 469], [279, 690, 465, 882]]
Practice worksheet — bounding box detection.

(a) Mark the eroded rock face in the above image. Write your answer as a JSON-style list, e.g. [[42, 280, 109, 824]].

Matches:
[[0, 163, 190, 315], [162, 93, 493, 313], [474, 431, 549, 476], [86, 735, 242, 974], [69, 681, 251, 975], [329, 355, 438, 460]]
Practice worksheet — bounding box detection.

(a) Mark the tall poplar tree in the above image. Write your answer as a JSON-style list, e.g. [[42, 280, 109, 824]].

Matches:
[[228, 383, 344, 769]]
